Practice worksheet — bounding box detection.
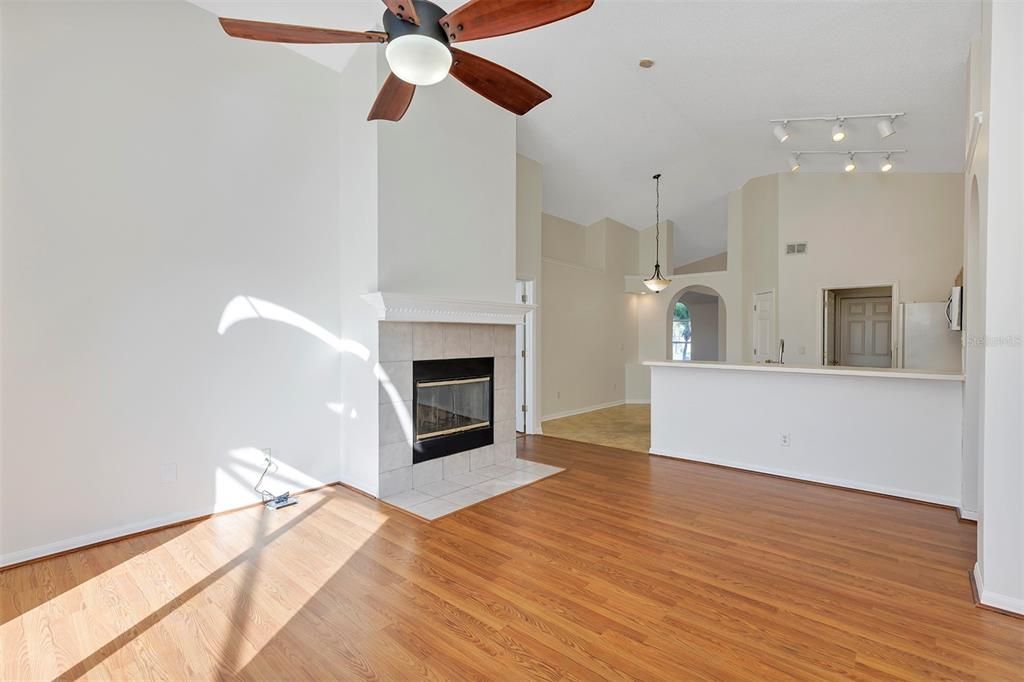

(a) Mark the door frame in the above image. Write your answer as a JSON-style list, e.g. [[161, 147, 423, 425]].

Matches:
[[817, 280, 900, 368], [752, 288, 776, 363], [515, 279, 541, 434]]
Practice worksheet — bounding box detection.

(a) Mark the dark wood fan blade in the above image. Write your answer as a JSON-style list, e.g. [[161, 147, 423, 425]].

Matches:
[[440, 0, 593, 43], [368, 74, 416, 122], [382, 0, 420, 25], [449, 48, 550, 115], [219, 18, 386, 44]]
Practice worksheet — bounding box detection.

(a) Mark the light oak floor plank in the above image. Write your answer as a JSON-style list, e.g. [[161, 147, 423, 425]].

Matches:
[[1, 436, 1021, 680]]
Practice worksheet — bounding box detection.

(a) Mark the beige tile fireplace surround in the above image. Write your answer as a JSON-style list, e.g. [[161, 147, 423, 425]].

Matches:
[[376, 321, 560, 519]]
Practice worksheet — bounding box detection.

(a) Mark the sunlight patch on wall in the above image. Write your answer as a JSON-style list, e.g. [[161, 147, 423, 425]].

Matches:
[[218, 295, 369, 361]]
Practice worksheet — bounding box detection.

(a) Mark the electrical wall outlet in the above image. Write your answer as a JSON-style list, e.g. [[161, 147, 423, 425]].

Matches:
[[780, 433, 791, 447]]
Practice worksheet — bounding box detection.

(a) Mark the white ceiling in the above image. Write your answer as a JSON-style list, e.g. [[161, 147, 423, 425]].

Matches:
[[190, 0, 980, 265]]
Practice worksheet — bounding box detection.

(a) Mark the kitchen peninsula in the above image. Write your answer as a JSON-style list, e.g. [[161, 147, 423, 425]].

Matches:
[[646, 361, 965, 510]]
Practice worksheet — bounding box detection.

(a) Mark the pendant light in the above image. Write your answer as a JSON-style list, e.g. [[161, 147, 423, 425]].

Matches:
[[643, 173, 672, 293]]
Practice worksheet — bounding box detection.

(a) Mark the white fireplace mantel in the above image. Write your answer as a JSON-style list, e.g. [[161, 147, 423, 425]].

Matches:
[[362, 292, 535, 326]]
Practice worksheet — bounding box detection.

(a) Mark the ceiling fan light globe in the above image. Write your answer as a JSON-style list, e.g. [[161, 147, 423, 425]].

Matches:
[[386, 34, 452, 86]]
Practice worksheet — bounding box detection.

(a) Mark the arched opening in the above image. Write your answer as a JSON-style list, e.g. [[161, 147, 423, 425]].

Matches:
[[962, 175, 984, 517], [668, 286, 726, 361]]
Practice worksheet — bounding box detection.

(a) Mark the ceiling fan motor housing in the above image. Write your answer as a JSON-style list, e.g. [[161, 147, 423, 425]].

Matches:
[[384, 1, 451, 46]]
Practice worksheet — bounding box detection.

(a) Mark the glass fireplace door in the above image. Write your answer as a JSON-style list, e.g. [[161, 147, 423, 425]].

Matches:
[[415, 376, 491, 440]]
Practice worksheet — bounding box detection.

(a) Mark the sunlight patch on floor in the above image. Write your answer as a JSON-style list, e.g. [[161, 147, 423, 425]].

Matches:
[[0, 489, 385, 680]]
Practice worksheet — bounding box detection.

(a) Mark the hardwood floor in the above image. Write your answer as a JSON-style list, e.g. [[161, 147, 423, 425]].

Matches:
[[542, 404, 651, 453], [2, 436, 1022, 680]]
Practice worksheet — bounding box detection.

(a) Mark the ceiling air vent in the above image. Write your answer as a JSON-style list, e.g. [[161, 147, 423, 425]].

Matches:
[[785, 241, 808, 255]]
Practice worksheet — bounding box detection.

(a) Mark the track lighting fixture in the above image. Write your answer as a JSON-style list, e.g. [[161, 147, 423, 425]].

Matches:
[[787, 149, 905, 172], [877, 116, 896, 139], [832, 119, 847, 143], [768, 113, 903, 144]]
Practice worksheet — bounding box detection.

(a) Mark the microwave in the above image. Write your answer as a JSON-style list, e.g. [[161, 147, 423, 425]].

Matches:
[[946, 286, 962, 331]]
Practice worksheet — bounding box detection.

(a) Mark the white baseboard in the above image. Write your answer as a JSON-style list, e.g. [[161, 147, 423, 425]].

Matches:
[[0, 508, 214, 568], [541, 400, 625, 422], [625, 398, 651, 405], [0, 484, 334, 569], [958, 507, 979, 521], [650, 447, 961, 508], [974, 562, 1024, 615]]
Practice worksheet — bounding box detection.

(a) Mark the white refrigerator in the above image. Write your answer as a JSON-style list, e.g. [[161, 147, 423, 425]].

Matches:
[[899, 302, 963, 371]]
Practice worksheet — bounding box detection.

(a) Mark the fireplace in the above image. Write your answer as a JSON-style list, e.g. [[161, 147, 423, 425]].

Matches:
[[412, 357, 494, 464]]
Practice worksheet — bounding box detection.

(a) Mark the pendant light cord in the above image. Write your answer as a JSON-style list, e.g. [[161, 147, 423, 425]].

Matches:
[[653, 173, 661, 268]]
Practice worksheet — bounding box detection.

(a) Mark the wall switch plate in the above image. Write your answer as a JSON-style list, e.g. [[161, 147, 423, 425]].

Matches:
[[780, 433, 791, 447]]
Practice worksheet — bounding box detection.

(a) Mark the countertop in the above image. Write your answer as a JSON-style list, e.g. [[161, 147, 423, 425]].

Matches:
[[643, 360, 964, 382]]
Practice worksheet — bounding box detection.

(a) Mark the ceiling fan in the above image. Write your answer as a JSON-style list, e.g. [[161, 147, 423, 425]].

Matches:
[[219, 0, 594, 122]]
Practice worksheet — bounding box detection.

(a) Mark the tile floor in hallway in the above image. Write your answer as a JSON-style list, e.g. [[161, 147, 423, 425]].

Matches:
[[382, 458, 563, 519], [542, 403, 651, 453]]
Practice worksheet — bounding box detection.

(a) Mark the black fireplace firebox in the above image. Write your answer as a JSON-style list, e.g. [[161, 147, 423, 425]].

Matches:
[[412, 357, 494, 464]]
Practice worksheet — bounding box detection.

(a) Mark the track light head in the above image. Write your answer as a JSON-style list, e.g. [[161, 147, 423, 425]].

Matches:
[[880, 154, 893, 172], [788, 154, 801, 172], [773, 122, 790, 143], [844, 153, 856, 173], [832, 119, 847, 143], [877, 117, 896, 139]]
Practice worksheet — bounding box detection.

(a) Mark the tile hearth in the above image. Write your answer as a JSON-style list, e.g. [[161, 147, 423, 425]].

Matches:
[[383, 457, 563, 520]]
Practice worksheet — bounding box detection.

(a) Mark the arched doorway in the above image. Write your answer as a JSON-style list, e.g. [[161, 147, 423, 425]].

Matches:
[[668, 286, 726, 361], [962, 175, 983, 517]]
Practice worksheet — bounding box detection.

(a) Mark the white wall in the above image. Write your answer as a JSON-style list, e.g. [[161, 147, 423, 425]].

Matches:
[[1, 0, 345, 563], [541, 215, 638, 418], [377, 56, 516, 305], [777, 173, 964, 363], [960, 35, 989, 521], [972, 0, 1024, 615], [650, 366, 964, 506], [741, 174, 779, 363], [336, 47, 382, 496]]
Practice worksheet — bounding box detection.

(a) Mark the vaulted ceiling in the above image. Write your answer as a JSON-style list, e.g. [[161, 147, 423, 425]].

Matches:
[[191, 0, 980, 266]]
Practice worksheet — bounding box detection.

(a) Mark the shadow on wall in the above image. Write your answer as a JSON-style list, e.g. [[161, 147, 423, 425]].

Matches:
[[666, 286, 726, 361]]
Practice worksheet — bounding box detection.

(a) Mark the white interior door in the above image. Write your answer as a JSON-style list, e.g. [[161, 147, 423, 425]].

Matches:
[[839, 297, 893, 367], [752, 291, 774, 363]]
